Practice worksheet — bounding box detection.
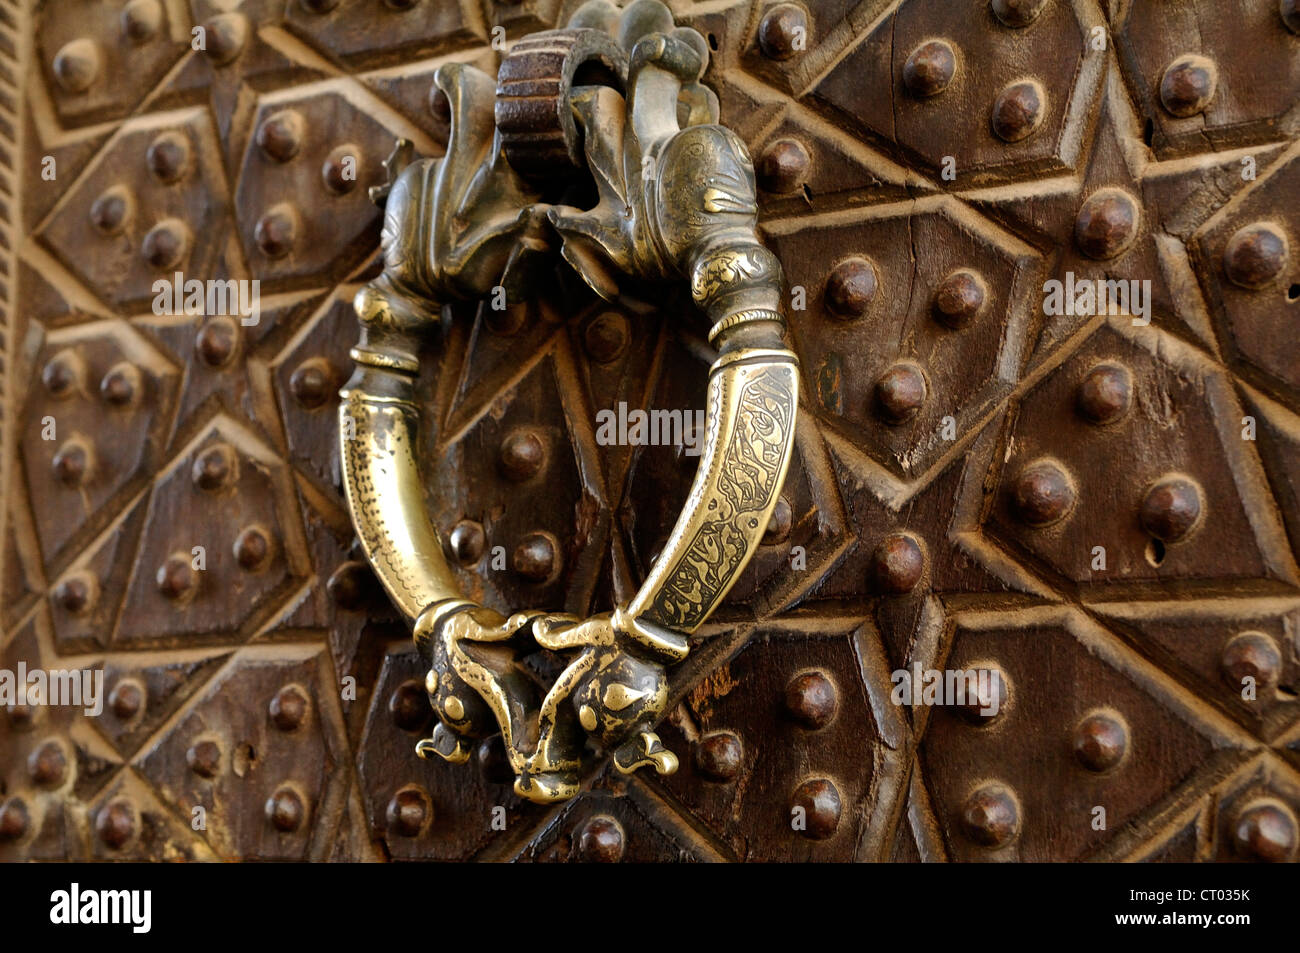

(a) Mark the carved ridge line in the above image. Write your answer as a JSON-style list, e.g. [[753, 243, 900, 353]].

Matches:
[[0, 0, 25, 603]]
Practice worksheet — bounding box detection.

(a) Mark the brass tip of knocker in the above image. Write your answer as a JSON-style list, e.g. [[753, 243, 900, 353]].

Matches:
[[612, 730, 679, 777], [416, 723, 472, 765], [513, 770, 581, 804]]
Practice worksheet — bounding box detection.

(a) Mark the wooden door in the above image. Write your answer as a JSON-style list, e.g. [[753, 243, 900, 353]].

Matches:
[[2, 0, 1299, 862]]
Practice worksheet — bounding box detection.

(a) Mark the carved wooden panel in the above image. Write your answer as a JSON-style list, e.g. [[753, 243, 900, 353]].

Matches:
[[2, 0, 1299, 862]]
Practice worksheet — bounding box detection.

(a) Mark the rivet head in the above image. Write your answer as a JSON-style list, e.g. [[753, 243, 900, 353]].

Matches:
[[1074, 188, 1140, 260], [477, 735, 516, 784], [960, 783, 1020, 847], [1076, 362, 1132, 425], [1223, 222, 1290, 289], [28, 740, 67, 787], [1284, 0, 1300, 34], [1221, 631, 1282, 694], [991, 0, 1048, 27], [758, 3, 809, 60], [874, 362, 928, 424], [256, 110, 304, 163], [191, 442, 237, 490], [785, 671, 837, 730], [269, 685, 309, 731], [513, 533, 559, 582], [575, 814, 625, 862], [141, 218, 191, 269], [871, 533, 925, 594], [53, 570, 98, 615], [109, 679, 144, 720], [322, 145, 361, 194], [121, 0, 163, 43], [825, 257, 877, 319], [1011, 458, 1076, 527], [583, 311, 630, 364], [96, 799, 137, 849], [289, 358, 335, 409], [389, 679, 432, 732], [932, 270, 986, 328], [157, 553, 198, 602], [100, 362, 141, 406], [186, 739, 221, 778], [756, 138, 810, 194], [90, 186, 132, 235], [1160, 54, 1217, 117], [903, 39, 957, 98], [1139, 475, 1203, 543], [1232, 800, 1297, 862], [202, 13, 249, 66], [790, 778, 842, 839], [42, 350, 83, 398], [0, 798, 29, 842], [991, 79, 1046, 142], [255, 204, 298, 258], [195, 316, 239, 368], [146, 131, 190, 184], [52, 38, 101, 93], [327, 560, 374, 610], [265, 786, 305, 833], [694, 731, 744, 781], [52, 439, 91, 487], [498, 430, 546, 482], [1073, 711, 1129, 772], [386, 788, 430, 837], [448, 519, 487, 566], [764, 497, 793, 545], [955, 665, 1009, 725]]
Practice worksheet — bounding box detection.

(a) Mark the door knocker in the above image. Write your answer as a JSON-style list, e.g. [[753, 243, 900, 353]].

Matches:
[[338, 0, 799, 803]]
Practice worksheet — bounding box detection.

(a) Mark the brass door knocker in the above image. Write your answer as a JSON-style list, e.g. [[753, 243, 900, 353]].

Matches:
[[339, 0, 798, 803]]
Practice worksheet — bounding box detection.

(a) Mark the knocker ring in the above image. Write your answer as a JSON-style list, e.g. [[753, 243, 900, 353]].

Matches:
[[338, 0, 798, 803]]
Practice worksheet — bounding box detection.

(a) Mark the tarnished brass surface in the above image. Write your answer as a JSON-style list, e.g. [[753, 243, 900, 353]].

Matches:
[[338, 0, 797, 802]]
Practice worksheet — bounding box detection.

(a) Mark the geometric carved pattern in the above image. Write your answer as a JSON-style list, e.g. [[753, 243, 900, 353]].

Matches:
[[3, 0, 1299, 863]]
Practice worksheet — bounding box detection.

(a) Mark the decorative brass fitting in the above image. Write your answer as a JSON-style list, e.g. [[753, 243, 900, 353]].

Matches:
[[339, 0, 798, 803]]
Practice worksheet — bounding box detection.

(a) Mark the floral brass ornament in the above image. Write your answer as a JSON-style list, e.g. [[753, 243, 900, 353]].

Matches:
[[338, 0, 798, 803]]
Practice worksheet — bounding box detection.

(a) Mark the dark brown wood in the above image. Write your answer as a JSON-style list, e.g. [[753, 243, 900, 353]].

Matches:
[[2, 0, 1299, 863]]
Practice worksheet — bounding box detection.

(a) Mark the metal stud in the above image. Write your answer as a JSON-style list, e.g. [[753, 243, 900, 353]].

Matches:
[[785, 671, 837, 729], [1072, 710, 1128, 772], [1139, 474, 1203, 543], [991, 80, 1046, 142], [756, 138, 810, 194], [694, 731, 744, 781], [1075, 188, 1139, 260], [871, 533, 925, 594], [1159, 54, 1217, 117], [1076, 362, 1132, 425], [1011, 458, 1076, 527], [903, 40, 957, 98], [1223, 222, 1290, 290], [758, 3, 809, 61], [1231, 800, 1297, 862], [825, 257, 877, 319], [52, 39, 101, 94], [959, 783, 1020, 847], [790, 778, 842, 840], [575, 814, 626, 862]]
